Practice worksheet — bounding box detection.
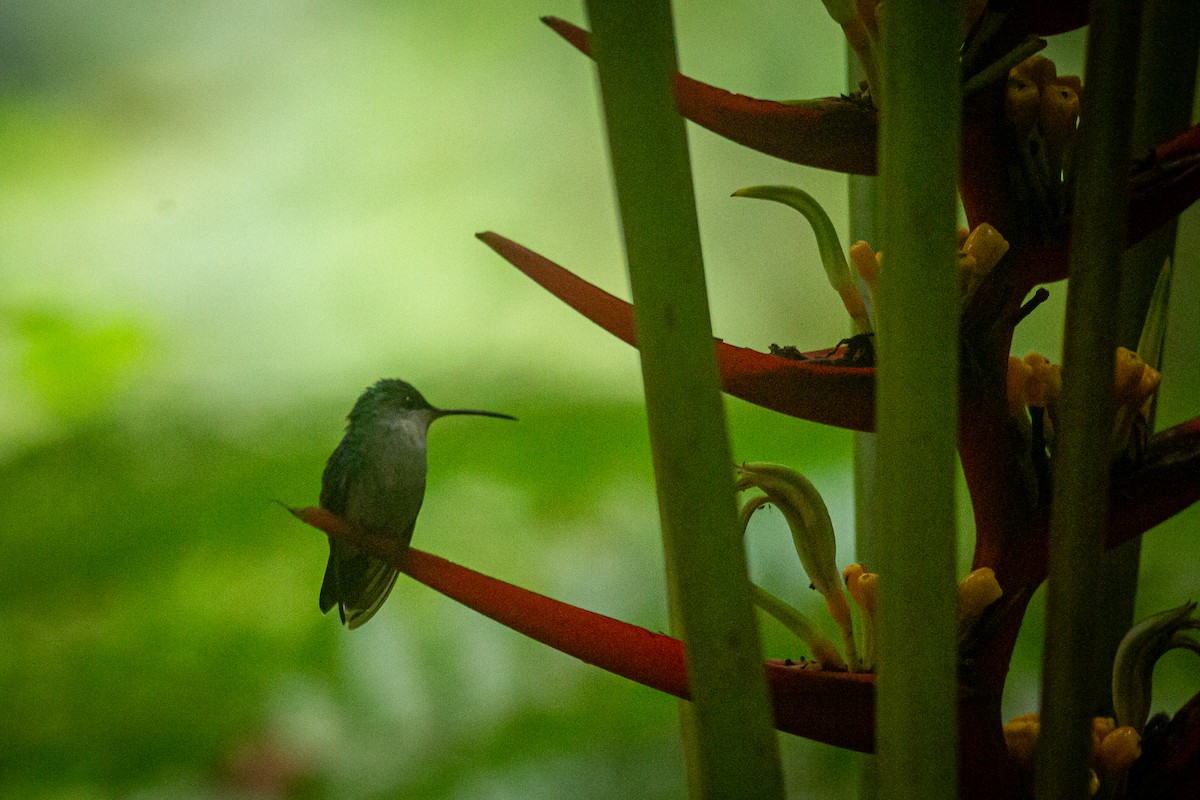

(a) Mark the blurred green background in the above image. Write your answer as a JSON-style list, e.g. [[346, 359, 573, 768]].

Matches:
[[1, 2, 1196, 798]]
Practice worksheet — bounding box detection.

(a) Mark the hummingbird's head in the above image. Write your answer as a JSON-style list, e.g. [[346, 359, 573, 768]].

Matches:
[[348, 379, 434, 423], [346, 379, 517, 426]]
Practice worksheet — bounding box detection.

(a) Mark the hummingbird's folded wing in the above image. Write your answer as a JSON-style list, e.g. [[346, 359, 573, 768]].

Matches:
[[327, 541, 402, 628], [319, 436, 352, 515]]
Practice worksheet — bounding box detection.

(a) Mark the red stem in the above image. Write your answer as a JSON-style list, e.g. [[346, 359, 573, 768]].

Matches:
[[966, 415, 1200, 695]]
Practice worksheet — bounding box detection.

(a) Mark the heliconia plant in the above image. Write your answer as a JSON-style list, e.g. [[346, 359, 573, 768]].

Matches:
[[294, 2, 1200, 798]]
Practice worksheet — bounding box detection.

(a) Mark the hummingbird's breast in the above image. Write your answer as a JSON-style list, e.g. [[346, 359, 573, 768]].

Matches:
[[344, 415, 430, 542]]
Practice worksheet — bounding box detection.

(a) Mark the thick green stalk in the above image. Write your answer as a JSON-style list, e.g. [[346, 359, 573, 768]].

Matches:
[[1093, 0, 1200, 718], [1116, 3, 1200, 352], [583, 2, 786, 797], [873, 3, 961, 800], [1035, 4, 1144, 800]]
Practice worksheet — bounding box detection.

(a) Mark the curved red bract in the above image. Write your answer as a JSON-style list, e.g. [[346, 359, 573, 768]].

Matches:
[[541, 16, 878, 175], [291, 505, 878, 750], [476, 231, 876, 432]]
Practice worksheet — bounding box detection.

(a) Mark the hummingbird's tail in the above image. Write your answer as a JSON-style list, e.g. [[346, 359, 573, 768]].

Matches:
[[318, 556, 339, 615], [320, 542, 400, 629]]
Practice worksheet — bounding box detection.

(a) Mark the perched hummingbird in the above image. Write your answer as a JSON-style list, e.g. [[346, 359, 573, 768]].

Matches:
[[319, 379, 516, 628]]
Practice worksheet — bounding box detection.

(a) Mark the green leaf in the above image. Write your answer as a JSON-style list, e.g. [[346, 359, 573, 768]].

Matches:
[[732, 185, 873, 333], [736, 462, 859, 670]]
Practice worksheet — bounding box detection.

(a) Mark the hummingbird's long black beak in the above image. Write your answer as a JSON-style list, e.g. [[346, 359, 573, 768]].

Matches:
[[432, 407, 517, 422]]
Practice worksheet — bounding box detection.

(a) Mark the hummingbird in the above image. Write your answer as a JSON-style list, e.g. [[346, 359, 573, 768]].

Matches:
[[319, 378, 516, 628]]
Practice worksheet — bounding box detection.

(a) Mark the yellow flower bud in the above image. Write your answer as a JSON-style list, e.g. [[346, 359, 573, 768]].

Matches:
[[849, 240, 879, 294], [957, 567, 1003, 624], [1040, 84, 1081, 130], [1137, 364, 1163, 403], [1005, 73, 1041, 137], [852, 571, 878, 617], [1112, 347, 1163, 458], [1091, 716, 1116, 751], [959, 224, 1010, 303], [1113, 347, 1160, 407], [962, 223, 1010, 275], [1054, 75, 1083, 99], [1097, 725, 1141, 772], [847, 568, 879, 671], [1022, 352, 1062, 408], [1007, 355, 1034, 415], [1039, 83, 1080, 174], [1003, 715, 1040, 766], [1013, 54, 1058, 90]]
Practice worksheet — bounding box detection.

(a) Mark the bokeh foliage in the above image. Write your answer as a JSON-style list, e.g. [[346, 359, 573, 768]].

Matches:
[[1, 1, 1196, 798]]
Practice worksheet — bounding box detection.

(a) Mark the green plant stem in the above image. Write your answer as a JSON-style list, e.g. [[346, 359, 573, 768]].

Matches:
[[849, 46, 880, 800], [1035, 3, 1144, 800], [750, 584, 847, 670], [848, 64, 881, 569], [1093, 0, 1200, 719], [873, 3, 962, 800], [583, 2, 786, 797]]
